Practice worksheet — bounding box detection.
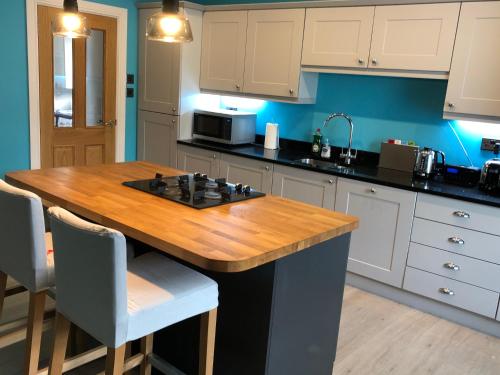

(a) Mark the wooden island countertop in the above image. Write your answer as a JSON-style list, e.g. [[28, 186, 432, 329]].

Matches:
[[6, 161, 358, 272]]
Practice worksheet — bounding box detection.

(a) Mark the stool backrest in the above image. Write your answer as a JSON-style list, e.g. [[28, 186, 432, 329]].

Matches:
[[48, 207, 128, 348], [0, 180, 49, 292]]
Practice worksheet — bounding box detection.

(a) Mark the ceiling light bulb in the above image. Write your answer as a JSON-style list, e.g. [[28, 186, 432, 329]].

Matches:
[[146, 0, 193, 43], [62, 13, 82, 32], [160, 16, 182, 34], [52, 0, 90, 39]]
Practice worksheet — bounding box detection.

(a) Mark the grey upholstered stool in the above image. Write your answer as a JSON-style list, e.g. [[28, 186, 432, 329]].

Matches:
[[0, 179, 55, 375], [47, 206, 219, 375]]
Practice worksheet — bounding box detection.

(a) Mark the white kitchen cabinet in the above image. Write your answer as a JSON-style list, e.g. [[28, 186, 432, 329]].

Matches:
[[137, 111, 177, 168], [177, 144, 220, 178], [444, 1, 500, 119], [335, 178, 416, 287], [369, 3, 460, 72], [138, 8, 181, 115], [302, 7, 375, 69], [199, 11, 247, 93], [243, 9, 316, 100], [220, 154, 274, 194], [138, 7, 202, 139], [271, 165, 336, 209]]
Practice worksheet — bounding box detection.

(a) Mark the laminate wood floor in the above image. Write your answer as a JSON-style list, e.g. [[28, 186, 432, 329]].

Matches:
[[334, 286, 500, 375], [1, 286, 499, 374]]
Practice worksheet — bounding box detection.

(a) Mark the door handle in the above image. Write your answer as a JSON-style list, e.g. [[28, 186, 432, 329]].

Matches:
[[98, 120, 117, 128]]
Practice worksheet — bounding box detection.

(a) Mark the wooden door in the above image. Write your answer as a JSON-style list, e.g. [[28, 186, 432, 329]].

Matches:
[[138, 8, 181, 115], [243, 9, 305, 98], [38, 5, 116, 168], [137, 110, 177, 168], [199, 11, 248, 93], [444, 1, 500, 118], [271, 165, 336, 209], [368, 3, 460, 72], [302, 7, 375, 68], [219, 154, 273, 194], [177, 145, 220, 178], [335, 178, 416, 287]]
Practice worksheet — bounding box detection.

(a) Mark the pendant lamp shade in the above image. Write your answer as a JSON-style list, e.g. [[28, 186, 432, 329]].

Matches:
[[52, 0, 90, 39], [146, 0, 193, 43]]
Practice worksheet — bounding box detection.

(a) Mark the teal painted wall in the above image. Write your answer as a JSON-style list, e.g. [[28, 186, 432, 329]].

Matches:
[[223, 74, 500, 167], [0, 0, 138, 178]]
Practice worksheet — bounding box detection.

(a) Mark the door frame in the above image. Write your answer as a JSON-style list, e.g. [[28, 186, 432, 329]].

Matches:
[[26, 0, 128, 169]]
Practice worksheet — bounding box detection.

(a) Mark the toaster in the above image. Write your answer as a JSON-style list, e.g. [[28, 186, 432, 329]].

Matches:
[[479, 158, 500, 194]]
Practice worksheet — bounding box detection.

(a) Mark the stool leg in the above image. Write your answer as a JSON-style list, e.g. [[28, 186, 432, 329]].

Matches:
[[199, 308, 217, 375], [0, 271, 7, 318], [48, 312, 71, 375], [124, 341, 133, 375], [24, 291, 46, 375], [105, 344, 126, 375], [140, 334, 153, 375]]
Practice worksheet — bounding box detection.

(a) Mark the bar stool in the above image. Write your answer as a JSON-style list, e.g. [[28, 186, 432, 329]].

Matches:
[[47, 206, 219, 375], [0, 179, 55, 375]]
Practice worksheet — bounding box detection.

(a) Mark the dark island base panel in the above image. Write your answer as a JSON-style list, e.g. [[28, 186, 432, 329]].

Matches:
[[151, 234, 351, 375]]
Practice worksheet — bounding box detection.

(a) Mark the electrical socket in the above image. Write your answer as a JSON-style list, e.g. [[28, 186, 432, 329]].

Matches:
[[481, 138, 500, 153]]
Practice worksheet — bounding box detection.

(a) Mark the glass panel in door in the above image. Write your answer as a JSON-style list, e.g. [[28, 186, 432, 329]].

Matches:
[[86, 29, 104, 127], [53, 35, 73, 128]]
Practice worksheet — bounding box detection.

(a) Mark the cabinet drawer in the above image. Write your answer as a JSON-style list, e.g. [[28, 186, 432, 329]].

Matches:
[[403, 267, 499, 318], [415, 193, 500, 236], [407, 243, 500, 292], [412, 217, 500, 264]]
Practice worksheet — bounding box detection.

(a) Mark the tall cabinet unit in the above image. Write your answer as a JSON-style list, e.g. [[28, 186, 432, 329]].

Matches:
[[335, 178, 416, 287], [444, 1, 500, 119], [137, 7, 203, 167]]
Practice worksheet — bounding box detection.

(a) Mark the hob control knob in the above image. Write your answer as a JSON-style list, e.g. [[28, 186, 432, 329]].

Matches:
[[243, 185, 251, 194], [235, 183, 243, 193]]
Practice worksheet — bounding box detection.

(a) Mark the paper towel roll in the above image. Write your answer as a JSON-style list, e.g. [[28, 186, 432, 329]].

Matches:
[[264, 123, 279, 150]]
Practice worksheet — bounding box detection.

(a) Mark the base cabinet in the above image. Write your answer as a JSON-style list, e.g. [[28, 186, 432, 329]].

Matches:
[[219, 154, 274, 194], [177, 145, 220, 177], [335, 178, 416, 287], [271, 165, 336, 209], [137, 111, 177, 168]]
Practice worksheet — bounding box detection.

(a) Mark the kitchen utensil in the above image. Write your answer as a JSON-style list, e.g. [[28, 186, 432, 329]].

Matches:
[[479, 158, 500, 194]]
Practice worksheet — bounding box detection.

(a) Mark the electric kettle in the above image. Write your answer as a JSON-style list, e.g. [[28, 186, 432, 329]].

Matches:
[[414, 147, 446, 179]]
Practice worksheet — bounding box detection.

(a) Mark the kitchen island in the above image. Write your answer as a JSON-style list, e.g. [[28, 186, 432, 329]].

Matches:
[[6, 161, 358, 375]]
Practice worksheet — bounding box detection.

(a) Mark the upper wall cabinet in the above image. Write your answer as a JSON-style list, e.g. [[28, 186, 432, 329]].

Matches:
[[199, 11, 248, 93], [302, 7, 375, 68], [243, 9, 306, 98], [138, 8, 181, 115], [369, 3, 460, 72], [200, 9, 318, 102], [444, 1, 500, 120]]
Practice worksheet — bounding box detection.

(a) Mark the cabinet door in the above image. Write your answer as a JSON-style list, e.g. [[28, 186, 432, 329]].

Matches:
[[219, 154, 273, 194], [199, 11, 247, 93], [177, 145, 220, 177], [335, 178, 416, 287], [444, 2, 500, 118], [302, 7, 375, 68], [369, 3, 460, 72], [243, 9, 305, 98], [138, 8, 181, 115], [137, 111, 177, 168], [271, 165, 336, 209]]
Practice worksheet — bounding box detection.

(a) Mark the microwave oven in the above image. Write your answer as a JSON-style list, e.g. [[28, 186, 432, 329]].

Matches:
[[192, 109, 256, 145]]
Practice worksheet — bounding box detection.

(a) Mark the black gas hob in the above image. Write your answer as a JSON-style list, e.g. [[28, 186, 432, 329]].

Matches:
[[123, 172, 265, 209]]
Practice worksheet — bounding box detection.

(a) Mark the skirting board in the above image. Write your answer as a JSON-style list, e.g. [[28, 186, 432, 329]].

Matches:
[[346, 272, 500, 338]]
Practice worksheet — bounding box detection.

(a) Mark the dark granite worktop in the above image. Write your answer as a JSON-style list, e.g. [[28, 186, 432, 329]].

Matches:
[[178, 138, 500, 209]]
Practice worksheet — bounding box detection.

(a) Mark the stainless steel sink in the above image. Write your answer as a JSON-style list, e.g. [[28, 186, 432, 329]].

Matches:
[[294, 158, 349, 171]]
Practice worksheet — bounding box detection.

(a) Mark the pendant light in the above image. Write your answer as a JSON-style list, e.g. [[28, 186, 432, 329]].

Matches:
[[146, 0, 193, 43], [52, 0, 90, 39]]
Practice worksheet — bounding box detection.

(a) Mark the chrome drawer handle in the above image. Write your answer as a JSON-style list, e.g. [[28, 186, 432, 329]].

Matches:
[[443, 262, 460, 271], [453, 210, 471, 219], [448, 237, 465, 245], [439, 287, 455, 296]]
